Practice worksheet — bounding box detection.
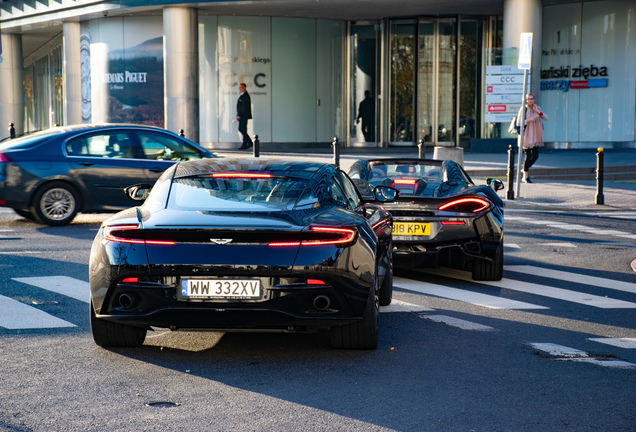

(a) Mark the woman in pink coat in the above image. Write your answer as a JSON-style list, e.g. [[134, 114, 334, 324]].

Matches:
[[517, 93, 548, 183]]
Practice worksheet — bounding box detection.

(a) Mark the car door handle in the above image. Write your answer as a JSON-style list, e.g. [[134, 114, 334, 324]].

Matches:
[[78, 162, 94, 166]]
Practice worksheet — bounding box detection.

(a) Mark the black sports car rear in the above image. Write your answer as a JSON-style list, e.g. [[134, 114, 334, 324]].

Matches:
[[89, 158, 396, 349], [348, 158, 504, 281]]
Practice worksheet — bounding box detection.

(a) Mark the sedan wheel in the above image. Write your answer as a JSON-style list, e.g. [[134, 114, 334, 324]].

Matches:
[[31, 182, 80, 226]]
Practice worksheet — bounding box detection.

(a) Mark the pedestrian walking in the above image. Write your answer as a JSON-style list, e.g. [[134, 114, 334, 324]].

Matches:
[[517, 93, 548, 183], [236, 83, 253, 150]]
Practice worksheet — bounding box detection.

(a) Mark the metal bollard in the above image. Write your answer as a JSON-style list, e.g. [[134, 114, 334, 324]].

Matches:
[[9, 123, 15, 139], [332, 137, 340, 167], [253, 135, 260, 158], [506, 145, 515, 200], [178, 129, 185, 138], [418, 139, 426, 159], [596, 147, 604, 205]]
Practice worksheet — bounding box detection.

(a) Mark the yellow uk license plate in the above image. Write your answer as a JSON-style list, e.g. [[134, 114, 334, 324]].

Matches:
[[393, 222, 430, 236]]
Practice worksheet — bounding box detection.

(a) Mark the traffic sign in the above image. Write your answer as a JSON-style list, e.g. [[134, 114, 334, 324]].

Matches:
[[518, 33, 532, 70]]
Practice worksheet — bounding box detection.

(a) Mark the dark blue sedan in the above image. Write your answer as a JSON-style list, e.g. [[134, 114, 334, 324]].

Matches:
[[0, 124, 216, 225]]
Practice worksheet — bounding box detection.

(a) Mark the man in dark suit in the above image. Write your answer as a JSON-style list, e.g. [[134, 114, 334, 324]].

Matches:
[[236, 83, 253, 150]]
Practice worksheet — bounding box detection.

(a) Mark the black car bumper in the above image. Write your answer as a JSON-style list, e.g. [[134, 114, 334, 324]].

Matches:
[[393, 239, 500, 271]]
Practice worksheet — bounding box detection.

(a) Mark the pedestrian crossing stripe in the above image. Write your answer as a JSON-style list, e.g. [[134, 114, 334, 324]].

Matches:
[[419, 314, 495, 331], [394, 277, 548, 310], [0, 294, 76, 329], [12, 276, 90, 303], [530, 343, 636, 369], [505, 265, 636, 295], [505, 216, 636, 240], [588, 338, 636, 349]]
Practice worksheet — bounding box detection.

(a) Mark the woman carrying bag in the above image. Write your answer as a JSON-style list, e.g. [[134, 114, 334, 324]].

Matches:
[[516, 93, 548, 183]]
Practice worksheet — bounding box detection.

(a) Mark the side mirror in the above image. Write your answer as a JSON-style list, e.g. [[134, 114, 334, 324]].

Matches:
[[487, 178, 504, 191], [124, 184, 153, 201], [373, 185, 400, 202]]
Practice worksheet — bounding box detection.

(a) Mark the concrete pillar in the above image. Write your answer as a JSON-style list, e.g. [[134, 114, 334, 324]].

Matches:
[[63, 22, 82, 126], [0, 33, 25, 140], [503, 0, 543, 95], [163, 7, 199, 142]]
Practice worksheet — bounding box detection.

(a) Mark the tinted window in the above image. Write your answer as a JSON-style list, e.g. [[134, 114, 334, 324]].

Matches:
[[67, 132, 142, 159], [137, 131, 203, 161]]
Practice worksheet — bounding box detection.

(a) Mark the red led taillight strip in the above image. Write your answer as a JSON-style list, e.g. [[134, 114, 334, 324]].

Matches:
[[393, 179, 417, 185], [268, 226, 357, 247], [441, 221, 466, 225], [372, 218, 390, 234], [438, 198, 489, 213], [210, 173, 273, 178], [103, 225, 176, 246]]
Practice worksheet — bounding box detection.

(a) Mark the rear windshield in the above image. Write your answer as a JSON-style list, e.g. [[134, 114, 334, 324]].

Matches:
[[169, 175, 310, 211], [0, 130, 61, 150]]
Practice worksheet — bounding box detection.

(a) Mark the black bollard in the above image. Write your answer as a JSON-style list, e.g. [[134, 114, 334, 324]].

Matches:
[[253, 135, 260, 158], [418, 139, 426, 159], [332, 137, 340, 167], [596, 147, 604, 205], [9, 123, 15, 139], [506, 145, 515, 200], [178, 129, 185, 138]]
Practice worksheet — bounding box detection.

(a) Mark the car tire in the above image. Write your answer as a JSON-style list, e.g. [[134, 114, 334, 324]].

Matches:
[[90, 301, 146, 347], [30, 182, 80, 226], [472, 239, 504, 281], [13, 208, 35, 220], [330, 272, 379, 350], [379, 246, 393, 306]]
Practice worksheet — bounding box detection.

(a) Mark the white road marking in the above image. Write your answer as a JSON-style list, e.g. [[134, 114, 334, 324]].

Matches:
[[504, 243, 521, 248], [504, 265, 636, 295], [547, 224, 593, 230], [419, 314, 495, 331], [471, 278, 636, 309], [538, 242, 577, 247], [0, 251, 45, 254], [530, 343, 636, 369], [588, 338, 636, 349], [0, 295, 76, 329], [394, 277, 548, 310], [381, 299, 434, 313], [12, 276, 90, 303]]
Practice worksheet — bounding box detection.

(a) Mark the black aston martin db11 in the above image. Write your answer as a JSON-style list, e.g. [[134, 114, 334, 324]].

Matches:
[[347, 158, 504, 281], [89, 158, 397, 349]]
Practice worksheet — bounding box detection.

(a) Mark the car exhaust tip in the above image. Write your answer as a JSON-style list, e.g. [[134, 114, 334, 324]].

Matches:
[[313, 295, 331, 311], [118, 293, 135, 309]]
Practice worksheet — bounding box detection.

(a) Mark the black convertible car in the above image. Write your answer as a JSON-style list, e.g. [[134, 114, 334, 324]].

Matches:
[[89, 158, 397, 349], [347, 158, 504, 281]]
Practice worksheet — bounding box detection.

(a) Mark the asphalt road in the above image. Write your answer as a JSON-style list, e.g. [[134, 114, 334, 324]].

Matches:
[[1, 208, 635, 431]]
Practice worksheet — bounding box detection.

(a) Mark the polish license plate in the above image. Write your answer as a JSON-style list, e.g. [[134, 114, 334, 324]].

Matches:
[[393, 222, 430, 236], [180, 279, 261, 299]]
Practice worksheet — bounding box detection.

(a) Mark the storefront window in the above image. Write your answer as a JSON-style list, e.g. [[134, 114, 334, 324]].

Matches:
[[390, 22, 415, 144]]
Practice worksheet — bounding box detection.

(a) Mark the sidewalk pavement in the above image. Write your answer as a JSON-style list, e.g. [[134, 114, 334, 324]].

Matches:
[[217, 146, 636, 212]]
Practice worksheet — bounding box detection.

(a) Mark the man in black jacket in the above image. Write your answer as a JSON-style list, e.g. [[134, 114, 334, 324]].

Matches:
[[236, 83, 253, 150]]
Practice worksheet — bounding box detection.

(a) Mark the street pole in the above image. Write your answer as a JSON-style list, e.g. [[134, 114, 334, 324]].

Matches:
[[515, 75, 528, 198]]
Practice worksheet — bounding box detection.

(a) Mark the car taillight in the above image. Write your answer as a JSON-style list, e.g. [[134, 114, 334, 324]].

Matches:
[[121, 277, 139, 283], [372, 218, 391, 235], [307, 279, 326, 285], [0, 153, 10, 162], [268, 226, 357, 247], [210, 172, 273, 179], [438, 197, 490, 213], [393, 179, 416, 185], [103, 225, 176, 245], [441, 221, 466, 225]]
